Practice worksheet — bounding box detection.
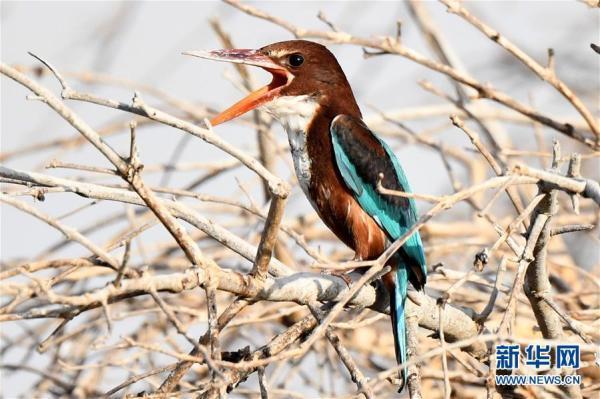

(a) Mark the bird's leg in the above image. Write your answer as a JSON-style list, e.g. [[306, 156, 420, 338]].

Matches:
[[329, 269, 353, 287], [320, 255, 363, 287], [321, 268, 353, 287]]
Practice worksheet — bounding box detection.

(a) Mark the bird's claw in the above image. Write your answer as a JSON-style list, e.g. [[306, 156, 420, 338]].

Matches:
[[322, 269, 353, 287]]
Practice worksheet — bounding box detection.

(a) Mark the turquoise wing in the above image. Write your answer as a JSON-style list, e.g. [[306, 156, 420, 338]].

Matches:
[[330, 114, 426, 285]]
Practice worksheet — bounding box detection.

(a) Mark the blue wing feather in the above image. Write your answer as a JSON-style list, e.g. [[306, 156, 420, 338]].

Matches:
[[378, 137, 427, 279], [330, 114, 426, 390], [330, 115, 426, 268]]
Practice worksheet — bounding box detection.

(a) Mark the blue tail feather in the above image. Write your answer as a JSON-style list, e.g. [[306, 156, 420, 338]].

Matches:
[[393, 262, 409, 391]]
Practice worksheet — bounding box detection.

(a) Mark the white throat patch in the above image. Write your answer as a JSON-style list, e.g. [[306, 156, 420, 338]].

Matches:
[[263, 96, 319, 200]]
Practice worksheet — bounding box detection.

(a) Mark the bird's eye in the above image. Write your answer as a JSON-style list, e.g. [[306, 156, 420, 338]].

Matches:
[[288, 53, 304, 67]]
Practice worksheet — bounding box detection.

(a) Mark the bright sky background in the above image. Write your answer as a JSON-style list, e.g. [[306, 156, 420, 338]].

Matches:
[[1, 1, 598, 396]]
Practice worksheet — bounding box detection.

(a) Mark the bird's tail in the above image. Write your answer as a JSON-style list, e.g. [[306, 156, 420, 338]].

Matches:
[[389, 262, 409, 392]]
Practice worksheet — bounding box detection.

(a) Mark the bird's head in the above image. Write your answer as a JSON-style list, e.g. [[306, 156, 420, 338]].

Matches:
[[184, 40, 359, 126]]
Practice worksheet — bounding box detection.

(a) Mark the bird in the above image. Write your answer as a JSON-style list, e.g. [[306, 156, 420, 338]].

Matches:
[[185, 40, 427, 391]]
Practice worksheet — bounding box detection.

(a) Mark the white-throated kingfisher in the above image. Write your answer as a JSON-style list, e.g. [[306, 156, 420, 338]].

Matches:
[[185, 40, 427, 390]]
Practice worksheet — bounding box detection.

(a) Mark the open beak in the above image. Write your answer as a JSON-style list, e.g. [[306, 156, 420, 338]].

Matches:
[[183, 49, 290, 126]]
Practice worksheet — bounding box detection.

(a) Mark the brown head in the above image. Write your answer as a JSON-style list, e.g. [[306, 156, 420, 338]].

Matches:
[[184, 40, 361, 125]]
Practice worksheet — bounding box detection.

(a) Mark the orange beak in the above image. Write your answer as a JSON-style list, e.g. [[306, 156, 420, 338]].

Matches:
[[183, 49, 291, 126]]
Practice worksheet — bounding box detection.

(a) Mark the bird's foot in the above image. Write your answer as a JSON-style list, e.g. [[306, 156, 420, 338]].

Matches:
[[321, 269, 353, 287]]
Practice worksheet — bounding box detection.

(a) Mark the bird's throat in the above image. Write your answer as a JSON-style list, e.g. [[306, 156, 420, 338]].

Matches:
[[265, 95, 320, 204]]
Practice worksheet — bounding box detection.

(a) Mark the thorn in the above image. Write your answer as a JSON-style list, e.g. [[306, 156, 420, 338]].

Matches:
[[361, 48, 389, 59], [396, 20, 402, 43], [317, 10, 339, 32], [547, 48, 555, 73], [28, 51, 69, 91], [551, 139, 561, 170]]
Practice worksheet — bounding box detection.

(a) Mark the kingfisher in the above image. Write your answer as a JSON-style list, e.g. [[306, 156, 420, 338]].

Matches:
[[185, 40, 427, 390]]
